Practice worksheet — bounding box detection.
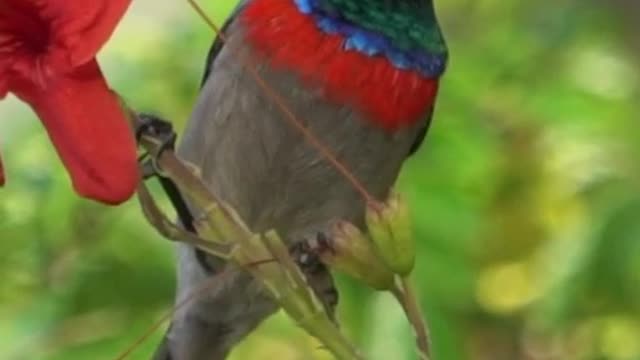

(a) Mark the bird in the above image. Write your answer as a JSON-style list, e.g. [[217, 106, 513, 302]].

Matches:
[[153, 0, 448, 358]]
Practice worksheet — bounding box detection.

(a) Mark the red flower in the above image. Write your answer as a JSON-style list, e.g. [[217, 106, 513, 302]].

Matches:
[[0, 0, 139, 204]]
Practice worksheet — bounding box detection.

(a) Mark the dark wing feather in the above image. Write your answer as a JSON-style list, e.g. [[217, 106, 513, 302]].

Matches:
[[407, 107, 434, 157], [200, 0, 249, 87]]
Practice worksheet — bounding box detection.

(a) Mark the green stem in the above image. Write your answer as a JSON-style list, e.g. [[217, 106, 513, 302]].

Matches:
[[392, 276, 431, 360], [296, 310, 365, 360]]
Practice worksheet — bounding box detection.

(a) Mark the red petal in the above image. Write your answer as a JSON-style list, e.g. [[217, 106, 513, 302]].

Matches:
[[11, 59, 138, 204], [0, 0, 131, 80], [47, 0, 132, 66], [0, 79, 7, 99]]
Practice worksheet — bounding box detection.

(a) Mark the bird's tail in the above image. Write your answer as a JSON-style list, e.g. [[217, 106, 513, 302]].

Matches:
[[150, 323, 239, 360]]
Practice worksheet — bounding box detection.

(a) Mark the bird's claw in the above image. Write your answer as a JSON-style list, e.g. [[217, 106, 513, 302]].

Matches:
[[135, 113, 178, 179], [290, 233, 339, 321]]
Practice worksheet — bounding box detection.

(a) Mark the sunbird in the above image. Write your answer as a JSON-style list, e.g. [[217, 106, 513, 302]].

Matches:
[[154, 0, 448, 358]]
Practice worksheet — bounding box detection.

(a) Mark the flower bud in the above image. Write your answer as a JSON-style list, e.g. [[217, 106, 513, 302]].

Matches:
[[321, 221, 395, 290], [366, 193, 415, 276]]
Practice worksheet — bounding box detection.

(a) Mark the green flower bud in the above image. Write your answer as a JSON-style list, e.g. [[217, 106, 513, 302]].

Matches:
[[321, 221, 395, 291], [366, 193, 415, 276]]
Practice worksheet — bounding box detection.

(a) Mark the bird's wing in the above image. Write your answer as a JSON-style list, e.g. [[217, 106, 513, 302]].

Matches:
[[407, 107, 434, 157], [200, 0, 250, 87]]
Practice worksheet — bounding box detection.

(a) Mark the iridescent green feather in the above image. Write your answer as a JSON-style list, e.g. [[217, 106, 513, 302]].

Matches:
[[318, 0, 447, 54]]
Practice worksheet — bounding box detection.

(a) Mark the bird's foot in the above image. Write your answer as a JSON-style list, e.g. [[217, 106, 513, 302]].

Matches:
[[135, 113, 177, 179], [135, 113, 219, 274], [289, 233, 339, 321]]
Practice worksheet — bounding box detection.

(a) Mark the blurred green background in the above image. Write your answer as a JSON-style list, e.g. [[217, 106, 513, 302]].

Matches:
[[1, 1, 639, 359]]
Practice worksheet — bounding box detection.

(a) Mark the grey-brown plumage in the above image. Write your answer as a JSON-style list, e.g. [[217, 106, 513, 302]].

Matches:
[[153, 5, 434, 360]]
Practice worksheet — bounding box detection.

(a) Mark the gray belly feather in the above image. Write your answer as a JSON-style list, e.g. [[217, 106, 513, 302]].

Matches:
[[178, 24, 420, 240], [166, 21, 424, 360]]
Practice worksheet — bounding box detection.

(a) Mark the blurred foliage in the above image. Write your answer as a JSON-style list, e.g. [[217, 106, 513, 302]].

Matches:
[[1, 0, 638, 359]]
